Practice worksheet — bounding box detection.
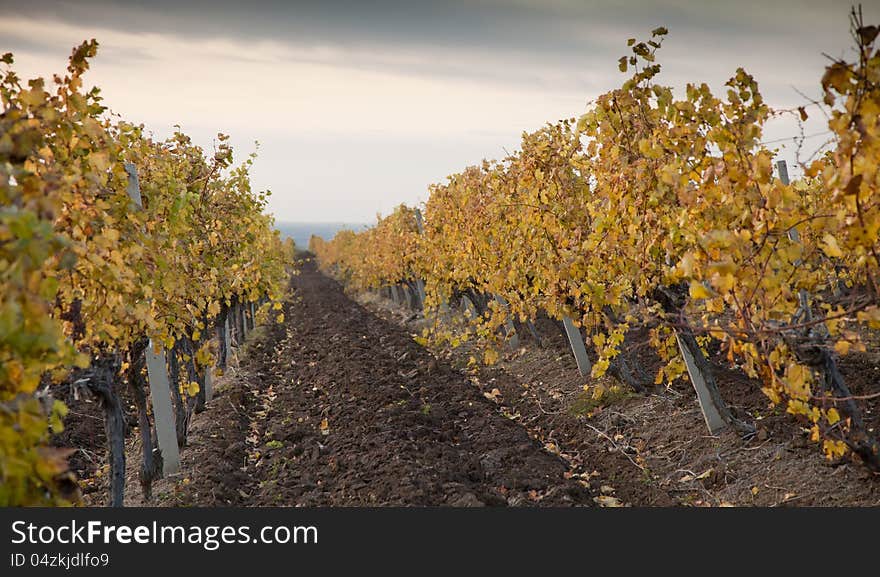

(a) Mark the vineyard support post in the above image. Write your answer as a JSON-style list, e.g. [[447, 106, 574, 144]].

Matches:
[[562, 316, 592, 376], [413, 209, 428, 309], [124, 163, 180, 475], [402, 284, 413, 309], [144, 341, 181, 474], [230, 302, 238, 345], [251, 302, 256, 328], [124, 162, 143, 207], [655, 283, 744, 435], [204, 366, 214, 403], [239, 302, 247, 340], [461, 295, 477, 319], [232, 302, 240, 343], [674, 332, 728, 434], [525, 320, 542, 344], [224, 316, 232, 363], [415, 280, 427, 309], [216, 314, 225, 369], [493, 294, 520, 349], [390, 285, 400, 304], [777, 160, 815, 314]]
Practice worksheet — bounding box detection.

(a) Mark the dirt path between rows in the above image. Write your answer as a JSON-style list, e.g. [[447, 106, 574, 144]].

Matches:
[[358, 282, 880, 507], [160, 257, 592, 506], [78, 254, 880, 507]]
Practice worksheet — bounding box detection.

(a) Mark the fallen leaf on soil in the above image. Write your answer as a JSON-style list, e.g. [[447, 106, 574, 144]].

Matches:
[[483, 388, 502, 402], [594, 495, 624, 507], [319, 418, 330, 435], [680, 469, 712, 483]]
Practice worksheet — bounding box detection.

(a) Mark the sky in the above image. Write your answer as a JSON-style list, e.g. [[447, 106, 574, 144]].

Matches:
[[0, 0, 874, 223]]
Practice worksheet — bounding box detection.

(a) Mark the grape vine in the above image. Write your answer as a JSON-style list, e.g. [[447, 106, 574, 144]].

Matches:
[[315, 9, 880, 470], [1, 41, 293, 505]]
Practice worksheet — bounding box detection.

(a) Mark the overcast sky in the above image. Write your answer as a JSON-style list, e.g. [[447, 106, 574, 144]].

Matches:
[[0, 1, 873, 222]]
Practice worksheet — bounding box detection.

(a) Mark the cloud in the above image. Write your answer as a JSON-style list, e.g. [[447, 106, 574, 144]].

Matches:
[[0, 0, 873, 221], [0, 15, 593, 137]]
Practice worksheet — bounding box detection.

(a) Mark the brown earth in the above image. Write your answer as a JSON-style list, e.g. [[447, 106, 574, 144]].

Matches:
[[83, 256, 593, 506], [360, 286, 880, 507], [76, 255, 880, 507]]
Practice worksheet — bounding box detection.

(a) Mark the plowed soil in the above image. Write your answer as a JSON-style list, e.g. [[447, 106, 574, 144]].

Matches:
[[152, 257, 592, 506], [360, 283, 880, 507], [80, 255, 880, 507]]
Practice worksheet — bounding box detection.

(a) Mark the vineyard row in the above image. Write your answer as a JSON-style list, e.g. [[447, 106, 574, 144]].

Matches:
[[312, 12, 880, 470], [1, 41, 294, 506]]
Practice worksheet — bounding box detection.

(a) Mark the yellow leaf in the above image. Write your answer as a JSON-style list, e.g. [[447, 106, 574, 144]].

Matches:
[[820, 233, 843, 258], [826, 408, 841, 426], [857, 307, 880, 329], [689, 281, 713, 300], [695, 468, 712, 480], [591, 358, 610, 378], [822, 439, 847, 459]]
